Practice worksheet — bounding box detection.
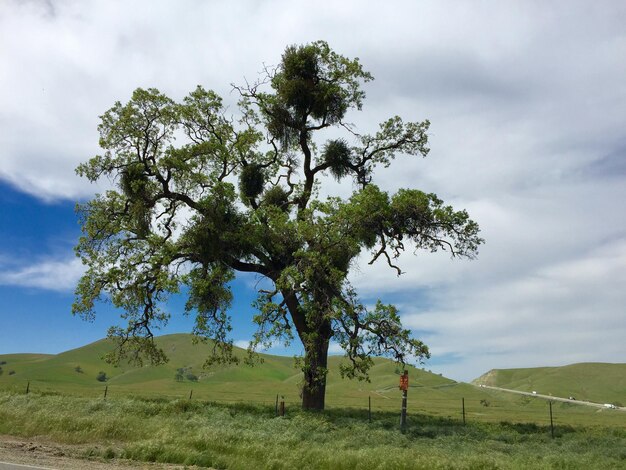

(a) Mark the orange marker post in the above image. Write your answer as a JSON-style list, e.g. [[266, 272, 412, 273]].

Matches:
[[399, 370, 408, 430]]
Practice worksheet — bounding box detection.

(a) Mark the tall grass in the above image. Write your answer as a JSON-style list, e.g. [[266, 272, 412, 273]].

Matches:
[[0, 391, 624, 469]]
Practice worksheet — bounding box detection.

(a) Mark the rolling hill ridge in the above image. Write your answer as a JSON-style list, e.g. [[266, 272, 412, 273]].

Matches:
[[0, 333, 456, 406]]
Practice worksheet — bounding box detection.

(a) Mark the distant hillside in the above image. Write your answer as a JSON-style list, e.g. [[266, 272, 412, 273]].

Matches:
[[473, 363, 626, 405], [0, 334, 456, 407]]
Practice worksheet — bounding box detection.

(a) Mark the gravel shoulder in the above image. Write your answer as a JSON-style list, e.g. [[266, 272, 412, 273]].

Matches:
[[0, 436, 195, 470]]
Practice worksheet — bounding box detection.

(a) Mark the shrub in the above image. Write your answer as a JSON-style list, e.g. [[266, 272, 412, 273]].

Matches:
[[175, 367, 198, 382], [75, 365, 84, 373], [96, 371, 108, 382], [175, 367, 189, 382], [8, 370, 15, 375]]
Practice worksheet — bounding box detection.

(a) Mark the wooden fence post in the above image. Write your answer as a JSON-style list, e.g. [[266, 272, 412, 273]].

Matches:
[[399, 371, 408, 431], [462, 398, 466, 425], [549, 401, 554, 438], [400, 389, 408, 431]]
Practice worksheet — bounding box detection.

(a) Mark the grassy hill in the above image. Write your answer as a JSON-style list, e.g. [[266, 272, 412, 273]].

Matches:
[[0, 334, 455, 406], [473, 363, 626, 405]]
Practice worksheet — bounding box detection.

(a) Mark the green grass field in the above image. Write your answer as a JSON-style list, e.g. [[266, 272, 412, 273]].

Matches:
[[0, 391, 624, 469], [1, 334, 625, 468]]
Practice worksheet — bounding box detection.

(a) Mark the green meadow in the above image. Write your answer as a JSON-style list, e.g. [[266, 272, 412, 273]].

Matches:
[[0, 391, 625, 469], [1, 334, 625, 468]]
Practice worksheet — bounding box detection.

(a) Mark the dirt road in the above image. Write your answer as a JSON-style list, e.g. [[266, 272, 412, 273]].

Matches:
[[0, 436, 195, 470], [475, 385, 625, 410]]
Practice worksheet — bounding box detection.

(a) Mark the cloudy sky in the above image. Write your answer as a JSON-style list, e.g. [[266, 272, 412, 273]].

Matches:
[[1, 0, 624, 382]]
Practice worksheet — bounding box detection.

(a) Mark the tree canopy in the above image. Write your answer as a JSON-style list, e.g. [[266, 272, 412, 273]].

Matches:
[[74, 41, 483, 410]]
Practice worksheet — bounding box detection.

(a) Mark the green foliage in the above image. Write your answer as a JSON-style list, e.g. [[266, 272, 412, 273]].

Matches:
[[322, 139, 352, 180], [174, 366, 199, 382], [264, 41, 372, 148], [96, 371, 108, 382], [262, 185, 289, 209], [74, 41, 483, 409], [238, 163, 265, 202], [74, 365, 83, 373], [119, 162, 154, 236]]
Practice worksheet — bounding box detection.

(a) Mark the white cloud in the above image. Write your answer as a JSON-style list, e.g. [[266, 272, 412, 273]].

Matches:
[[234, 339, 250, 350], [401, 238, 626, 381], [234, 338, 296, 356], [3, 0, 622, 202], [328, 342, 344, 355], [1, 0, 625, 381], [0, 256, 84, 292]]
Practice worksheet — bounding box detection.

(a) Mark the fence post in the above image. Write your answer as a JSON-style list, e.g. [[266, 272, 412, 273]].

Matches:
[[462, 397, 466, 425], [399, 370, 408, 432], [275, 394, 279, 417], [400, 389, 408, 431], [279, 396, 285, 417], [368, 396, 372, 423], [549, 401, 554, 438], [189, 390, 193, 400], [26, 381, 30, 394], [104, 385, 108, 399]]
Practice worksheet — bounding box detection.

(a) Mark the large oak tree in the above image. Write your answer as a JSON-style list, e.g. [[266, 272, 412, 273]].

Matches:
[[74, 41, 482, 410]]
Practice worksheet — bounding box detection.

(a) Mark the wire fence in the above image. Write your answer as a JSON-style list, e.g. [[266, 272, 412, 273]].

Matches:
[[5, 379, 624, 431]]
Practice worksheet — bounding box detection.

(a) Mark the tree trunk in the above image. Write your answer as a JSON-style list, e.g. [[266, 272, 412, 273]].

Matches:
[[301, 333, 330, 410], [280, 289, 332, 411]]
